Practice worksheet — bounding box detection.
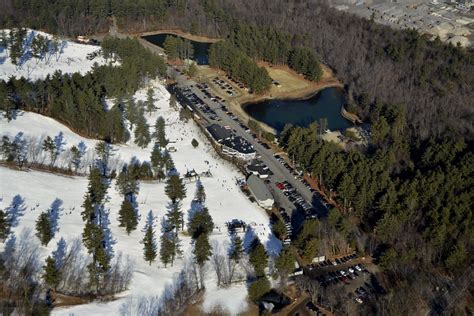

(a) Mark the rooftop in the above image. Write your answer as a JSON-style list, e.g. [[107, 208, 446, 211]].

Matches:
[[246, 160, 272, 176], [247, 174, 273, 202], [206, 123, 232, 142], [222, 135, 256, 154]]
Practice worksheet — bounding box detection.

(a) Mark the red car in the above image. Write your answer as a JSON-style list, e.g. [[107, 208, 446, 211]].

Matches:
[[275, 182, 285, 190]]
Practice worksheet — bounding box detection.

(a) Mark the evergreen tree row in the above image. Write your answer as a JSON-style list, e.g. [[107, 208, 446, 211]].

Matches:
[[208, 40, 272, 94]]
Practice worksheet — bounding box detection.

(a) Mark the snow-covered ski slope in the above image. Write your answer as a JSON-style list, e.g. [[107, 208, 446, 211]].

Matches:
[[0, 29, 107, 81], [0, 80, 281, 314]]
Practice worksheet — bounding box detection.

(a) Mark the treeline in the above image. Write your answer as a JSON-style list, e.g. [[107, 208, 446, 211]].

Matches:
[[208, 40, 272, 94], [163, 35, 194, 60], [0, 0, 184, 35], [0, 36, 165, 142]]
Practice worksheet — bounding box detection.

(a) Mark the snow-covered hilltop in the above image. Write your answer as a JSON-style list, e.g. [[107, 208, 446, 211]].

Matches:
[[0, 29, 106, 81], [0, 30, 280, 315]]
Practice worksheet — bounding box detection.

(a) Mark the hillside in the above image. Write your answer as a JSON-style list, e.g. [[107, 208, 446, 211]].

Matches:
[[0, 29, 107, 81], [0, 31, 280, 315]]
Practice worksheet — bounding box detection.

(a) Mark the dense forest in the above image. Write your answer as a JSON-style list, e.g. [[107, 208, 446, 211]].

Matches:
[[0, 35, 166, 141], [279, 109, 473, 313]]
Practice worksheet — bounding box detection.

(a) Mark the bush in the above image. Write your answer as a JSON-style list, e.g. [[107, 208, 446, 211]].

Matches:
[[191, 138, 199, 148], [248, 277, 271, 302]]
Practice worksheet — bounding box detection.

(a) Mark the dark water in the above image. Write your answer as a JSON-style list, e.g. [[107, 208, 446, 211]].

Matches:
[[142, 33, 211, 65], [244, 88, 352, 132]]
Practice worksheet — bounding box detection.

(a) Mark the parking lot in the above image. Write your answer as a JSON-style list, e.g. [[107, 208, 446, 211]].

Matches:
[[169, 65, 330, 231]]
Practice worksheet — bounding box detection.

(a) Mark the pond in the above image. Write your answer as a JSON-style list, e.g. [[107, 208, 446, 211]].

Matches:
[[142, 33, 211, 65], [244, 87, 352, 133]]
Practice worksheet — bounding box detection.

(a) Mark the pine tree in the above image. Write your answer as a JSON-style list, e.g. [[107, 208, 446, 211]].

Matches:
[[42, 256, 61, 290], [229, 235, 243, 262], [249, 238, 268, 277], [118, 198, 138, 235], [70, 145, 82, 172], [81, 167, 114, 293], [142, 211, 157, 265], [0, 136, 13, 161], [94, 141, 114, 177], [36, 211, 52, 246], [150, 143, 165, 180], [134, 113, 151, 148], [188, 207, 214, 239], [163, 150, 175, 172], [42, 136, 56, 166], [163, 36, 178, 60], [248, 277, 271, 301], [193, 233, 212, 266], [159, 218, 174, 267], [0, 209, 9, 240], [275, 246, 295, 283], [194, 180, 206, 203], [115, 165, 140, 197], [146, 88, 155, 113], [165, 174, 186, 203], [31, 34, 46, 59], [153, 116, 168, 148], [166, 201, 183, 233]]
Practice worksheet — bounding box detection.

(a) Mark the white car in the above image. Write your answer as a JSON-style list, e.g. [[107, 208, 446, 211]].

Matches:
[[340, 270, 347, 276], [348, 268, 355, 273], [355, 265, 362, 272], [355, 297, 363, 304]]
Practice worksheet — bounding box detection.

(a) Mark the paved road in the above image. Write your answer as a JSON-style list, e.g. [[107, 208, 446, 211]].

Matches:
[[168, 67, 329, 220]]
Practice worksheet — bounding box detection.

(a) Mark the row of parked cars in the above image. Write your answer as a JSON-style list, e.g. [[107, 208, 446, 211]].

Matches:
[[316, 264, 368, 288], [212, 77, 238, 96], [225, 75, 247, 90], [275, 180, 316, 217], [311, 253, 358, 269], [278, 208, 292, 245], [273, 153, 330, 217], [181, 87, 221, 121]]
